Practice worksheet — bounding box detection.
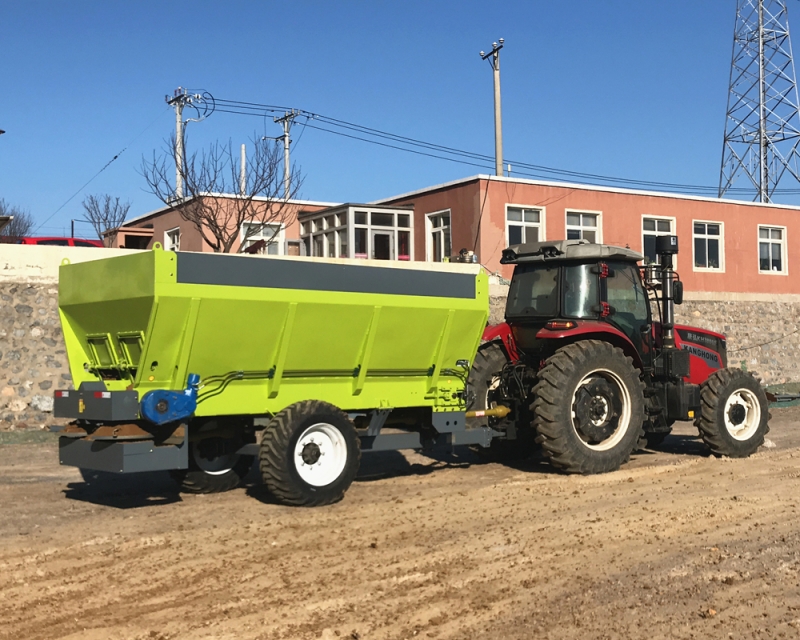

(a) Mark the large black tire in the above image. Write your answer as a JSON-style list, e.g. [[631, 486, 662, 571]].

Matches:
[[467, 342, 533, 460], [533, 340, 645, 474], [260, 400, 361, 506], [170, 437, 254, 494], [696, 368, 769, 458]]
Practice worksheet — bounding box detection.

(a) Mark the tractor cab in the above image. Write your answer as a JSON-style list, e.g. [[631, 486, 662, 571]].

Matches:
[[499, 240, 652, 367]]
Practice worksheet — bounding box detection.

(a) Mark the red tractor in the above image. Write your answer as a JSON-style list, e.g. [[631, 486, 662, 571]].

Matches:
[[468, 236, 769, 472]]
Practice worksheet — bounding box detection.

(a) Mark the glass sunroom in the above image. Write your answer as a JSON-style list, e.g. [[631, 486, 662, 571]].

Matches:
[[299, 204, 414, 261]]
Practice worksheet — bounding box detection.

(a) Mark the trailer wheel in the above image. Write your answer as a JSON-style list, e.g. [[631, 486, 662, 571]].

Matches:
[[533, 340, 645, 474], [170, 437, 253, 494], [260, 400, 361, 507], [696, 368, 769, 458]]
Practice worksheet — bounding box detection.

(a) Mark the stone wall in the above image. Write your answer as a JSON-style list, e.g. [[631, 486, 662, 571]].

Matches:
[[488, 285, 800, 385], [0, 245, 135, 431], [1, 251, 798, 430], [0, 282, 69, 429]]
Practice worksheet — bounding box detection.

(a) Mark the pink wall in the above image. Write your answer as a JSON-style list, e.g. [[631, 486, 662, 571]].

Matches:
[[116, 198, 322, 252], [388, 178, 800, 294]]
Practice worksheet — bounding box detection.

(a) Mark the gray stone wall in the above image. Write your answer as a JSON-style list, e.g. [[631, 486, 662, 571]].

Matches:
[[676, 300, 799, 385], [489, 288, 798, 385], [0, 283, 797, 431], [0, 283, 70, 430]]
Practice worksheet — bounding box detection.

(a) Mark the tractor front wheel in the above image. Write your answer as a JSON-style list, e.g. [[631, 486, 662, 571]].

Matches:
[[696, 368, 769, 458], [260, 400, 361, 506], [533, 340, 645, 474]]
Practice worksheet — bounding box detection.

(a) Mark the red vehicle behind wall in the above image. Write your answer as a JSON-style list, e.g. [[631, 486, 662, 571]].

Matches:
[[18, 237, 103, 247], [468, 236, 768, 473]]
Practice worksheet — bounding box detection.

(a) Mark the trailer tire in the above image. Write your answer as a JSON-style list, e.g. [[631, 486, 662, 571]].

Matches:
[[533, 340, 645, 474], [696, 368, 769, 458], [260, 400, 361, 507], [171, 437, 253, 494]]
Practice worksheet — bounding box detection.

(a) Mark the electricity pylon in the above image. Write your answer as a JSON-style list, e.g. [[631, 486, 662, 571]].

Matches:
[[719, 0, 800, 202]]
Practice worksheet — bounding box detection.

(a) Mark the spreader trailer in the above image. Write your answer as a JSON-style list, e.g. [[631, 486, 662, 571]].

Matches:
[[54, 248, 492, 505]]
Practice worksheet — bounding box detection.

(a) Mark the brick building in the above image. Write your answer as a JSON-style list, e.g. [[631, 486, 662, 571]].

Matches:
[[114, 175, 800, 296]]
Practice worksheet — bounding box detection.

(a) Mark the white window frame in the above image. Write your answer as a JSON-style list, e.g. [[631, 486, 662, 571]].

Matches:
[[692, 220, 725, 272], [758, 224, 788, 275], [641, 215, 677, 267], [164, 227, 181, 252], [505, 204, 545, 246], [565, 209, 602, 244], [241, 222, 285, 255], [425, 209, 452, 262]]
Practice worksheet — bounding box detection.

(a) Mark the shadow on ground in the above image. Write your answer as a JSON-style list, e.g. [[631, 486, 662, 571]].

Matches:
[[63, 469, 183, 509]]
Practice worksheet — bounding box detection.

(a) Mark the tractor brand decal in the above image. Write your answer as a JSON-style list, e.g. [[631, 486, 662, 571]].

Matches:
[[680, 343, 720, 368], [676, 328, 722, 352]]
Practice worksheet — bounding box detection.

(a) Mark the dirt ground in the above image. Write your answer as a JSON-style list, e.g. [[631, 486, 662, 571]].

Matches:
[[3, 409, 800, 640]]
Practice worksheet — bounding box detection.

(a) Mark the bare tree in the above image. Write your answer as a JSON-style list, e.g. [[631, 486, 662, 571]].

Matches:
[[140, 134, 303, 253], [81, 194, 131, 247], [0, 199, 34, 243]]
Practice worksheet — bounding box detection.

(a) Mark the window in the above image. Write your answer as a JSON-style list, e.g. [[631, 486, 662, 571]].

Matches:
[[300, 207, 413, 261], [427, 211, 451, 262], [606, 261, 651, 355], [693, 222, 723, 270], [241, 222, 284, 255], [164, 228, 180, 252], [566, 211, 600, 243], [506, 206, 541, 245], [759, 226, 787, 273], [505, 264, 560, 317], [642, 217, 675, 265]]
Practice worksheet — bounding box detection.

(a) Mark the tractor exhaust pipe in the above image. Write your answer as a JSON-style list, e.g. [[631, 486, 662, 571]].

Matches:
[[656, 235, 679, 348]]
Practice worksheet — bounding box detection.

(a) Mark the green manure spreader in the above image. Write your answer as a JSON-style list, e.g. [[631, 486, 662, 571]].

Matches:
[[54, 247, 490, 505]]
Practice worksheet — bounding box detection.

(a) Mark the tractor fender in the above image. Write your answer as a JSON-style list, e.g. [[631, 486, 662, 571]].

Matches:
[[482, 322, 521, 363], [534, 322, 644, 369]]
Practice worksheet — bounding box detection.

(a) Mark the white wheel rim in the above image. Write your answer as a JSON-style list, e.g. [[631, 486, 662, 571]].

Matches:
[[293, 422, 348, 487], [192, 443, 239, 476], [570, 368, 632, 452], [723, 388, 761, 441]]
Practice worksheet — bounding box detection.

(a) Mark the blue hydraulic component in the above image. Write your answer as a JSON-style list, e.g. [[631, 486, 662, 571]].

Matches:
[[140, 373, 200, 425]]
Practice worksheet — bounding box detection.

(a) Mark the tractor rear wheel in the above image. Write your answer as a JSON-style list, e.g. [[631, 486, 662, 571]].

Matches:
[[696, 368, 769, 458], [260, 400, 361, 506], [467, 341, 535, 460], [170, 437, 254, 494], [533, 340, 645, 474]]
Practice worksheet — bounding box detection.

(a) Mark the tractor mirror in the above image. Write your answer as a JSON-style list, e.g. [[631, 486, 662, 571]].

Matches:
[[674, 281, 684, 305]]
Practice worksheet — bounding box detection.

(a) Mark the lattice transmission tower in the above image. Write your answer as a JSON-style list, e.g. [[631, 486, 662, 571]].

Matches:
[[719, 0, 800, 202]]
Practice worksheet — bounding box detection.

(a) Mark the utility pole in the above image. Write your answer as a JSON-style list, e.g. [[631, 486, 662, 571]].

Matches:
[[274, 110, 299, 199], [165, 87, 214, 201], [480, 38, 505, 177], [719, 0, 800, 202]]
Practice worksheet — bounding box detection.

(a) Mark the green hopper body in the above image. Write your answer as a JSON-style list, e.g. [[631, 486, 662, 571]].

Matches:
[[57, 248, 489, 418]]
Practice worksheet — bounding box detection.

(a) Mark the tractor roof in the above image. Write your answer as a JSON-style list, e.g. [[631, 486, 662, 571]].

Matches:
[[500, 239, 643, 264]]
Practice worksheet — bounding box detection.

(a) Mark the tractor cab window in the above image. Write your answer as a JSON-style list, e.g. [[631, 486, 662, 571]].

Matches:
[[563, 264, 599, 318], [605, 261, 650, 355], [506, 264, 559, 317]]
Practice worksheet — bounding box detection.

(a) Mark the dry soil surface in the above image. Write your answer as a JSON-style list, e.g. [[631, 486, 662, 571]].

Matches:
[[4, 409, 800, 640]]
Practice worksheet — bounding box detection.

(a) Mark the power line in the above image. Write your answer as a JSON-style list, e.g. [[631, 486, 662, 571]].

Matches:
[[207, 97, 800, 196], [35, 106, 170, 233]]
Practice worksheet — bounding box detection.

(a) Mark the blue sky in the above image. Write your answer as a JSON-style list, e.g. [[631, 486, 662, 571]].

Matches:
[[0, 1, 782, 236]]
